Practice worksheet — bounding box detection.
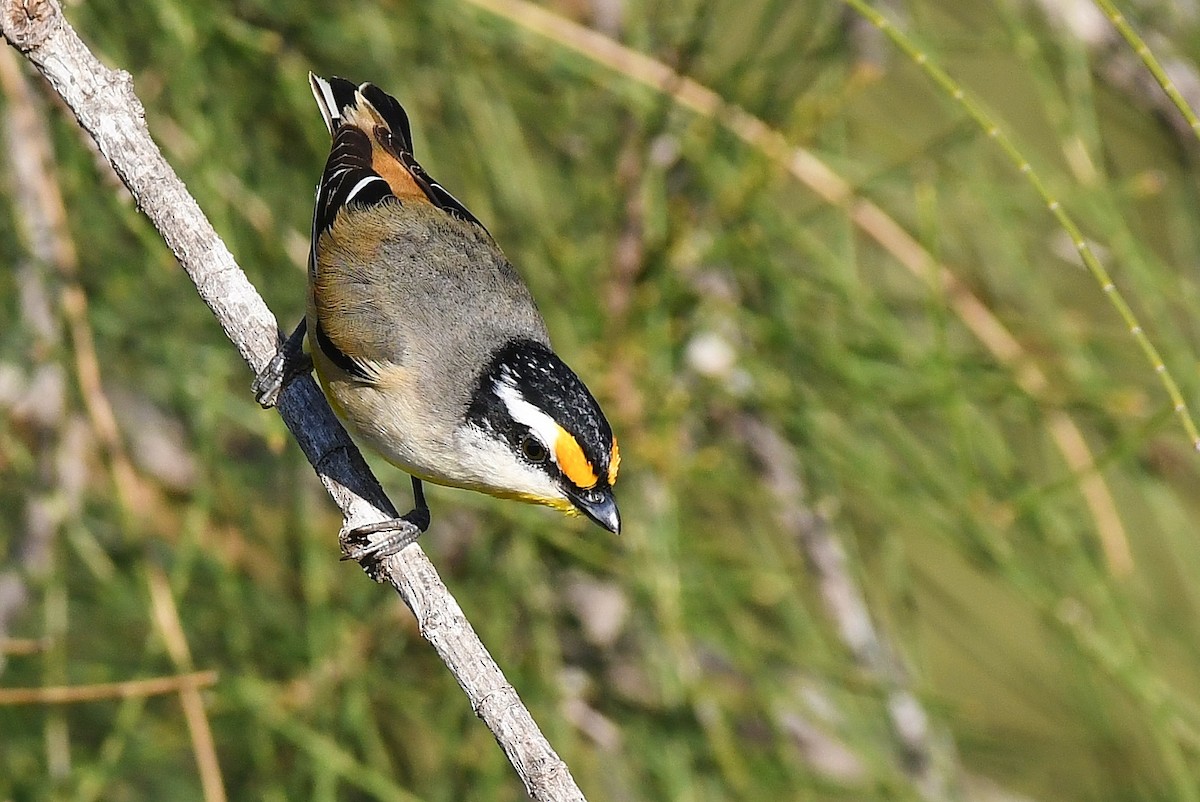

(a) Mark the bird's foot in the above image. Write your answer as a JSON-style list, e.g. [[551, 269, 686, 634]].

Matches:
[[253, 319, 311, 408], [339, 506, 430, 563]]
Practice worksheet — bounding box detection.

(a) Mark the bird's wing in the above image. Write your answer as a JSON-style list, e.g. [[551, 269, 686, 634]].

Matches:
[[308, 73, 488, 243]]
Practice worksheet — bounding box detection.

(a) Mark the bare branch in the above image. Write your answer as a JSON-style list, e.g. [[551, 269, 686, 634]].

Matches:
[[0, 1, 587, 799]]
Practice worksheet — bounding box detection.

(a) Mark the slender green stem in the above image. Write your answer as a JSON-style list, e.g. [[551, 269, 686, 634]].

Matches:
[[1093, 0, 1200, 135], [841, 0, 1200, 452]]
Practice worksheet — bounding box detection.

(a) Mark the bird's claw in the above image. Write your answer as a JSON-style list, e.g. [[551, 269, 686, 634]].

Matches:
[[253, 348, 289, 408], [339, 510, 428, 563], [253, 319, 311, 408]]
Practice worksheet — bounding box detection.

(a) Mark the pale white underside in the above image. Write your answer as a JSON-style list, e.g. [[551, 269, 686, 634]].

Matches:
[[317, 356, 565, 503]]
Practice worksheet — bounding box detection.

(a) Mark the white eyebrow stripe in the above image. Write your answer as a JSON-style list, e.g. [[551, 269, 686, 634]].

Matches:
[[494, 379, 560, 463], [345, 175, 388, 204]]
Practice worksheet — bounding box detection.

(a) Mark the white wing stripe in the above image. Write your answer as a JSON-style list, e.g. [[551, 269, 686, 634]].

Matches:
[[344, 176, 388, 204]]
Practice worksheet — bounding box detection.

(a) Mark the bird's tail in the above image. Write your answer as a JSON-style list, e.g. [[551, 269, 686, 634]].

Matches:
[[307, 73, 487, 234], [309, 73, 416, 152]]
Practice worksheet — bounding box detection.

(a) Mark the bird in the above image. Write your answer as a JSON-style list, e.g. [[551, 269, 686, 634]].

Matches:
[[254, 73, 620, 561]]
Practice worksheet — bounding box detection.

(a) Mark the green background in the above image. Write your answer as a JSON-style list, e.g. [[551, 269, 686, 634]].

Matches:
[[4, 1, 1200, 800]]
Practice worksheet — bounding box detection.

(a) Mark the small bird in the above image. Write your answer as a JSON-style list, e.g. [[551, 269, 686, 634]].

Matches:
[[255, 74, 620, 560]]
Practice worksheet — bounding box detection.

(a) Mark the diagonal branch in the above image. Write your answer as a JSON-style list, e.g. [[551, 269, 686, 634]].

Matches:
[[0, 1, 586, 799]]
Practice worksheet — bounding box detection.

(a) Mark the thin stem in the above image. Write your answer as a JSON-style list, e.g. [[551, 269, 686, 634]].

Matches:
[[1092, 0, 1200, 136], [0, 671, 218, 705], [840, 0, 1200, 452]]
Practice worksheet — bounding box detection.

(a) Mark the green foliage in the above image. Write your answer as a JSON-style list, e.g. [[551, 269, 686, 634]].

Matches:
[[5, 0, 1200, 800]]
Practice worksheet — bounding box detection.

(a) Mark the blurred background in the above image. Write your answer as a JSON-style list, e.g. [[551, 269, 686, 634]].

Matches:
[[4, 0, 1200, 799]]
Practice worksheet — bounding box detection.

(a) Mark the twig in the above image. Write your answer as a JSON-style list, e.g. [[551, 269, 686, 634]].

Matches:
[[0, 637, 51, 655], [0, 1, 587, 800], [146, 564, 226, 802], [0, 670, 218, 704]]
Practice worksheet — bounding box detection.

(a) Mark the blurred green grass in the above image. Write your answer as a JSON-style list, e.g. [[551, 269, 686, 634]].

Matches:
[[5, 0, 1200, 800]]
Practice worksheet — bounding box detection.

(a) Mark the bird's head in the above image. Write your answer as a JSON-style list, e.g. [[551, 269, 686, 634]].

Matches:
[[465, 339, 620, 533]]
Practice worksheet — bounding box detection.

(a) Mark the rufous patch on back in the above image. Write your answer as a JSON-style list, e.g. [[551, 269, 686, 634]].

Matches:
[[343, 97, 426, 200], [554, 425, 598, 490], [371, 145, 426, 200]]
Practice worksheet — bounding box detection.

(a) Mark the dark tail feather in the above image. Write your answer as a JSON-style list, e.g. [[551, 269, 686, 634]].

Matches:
[[310, 73, 415, 152], [307, 72, 490, 235], [359, 83, 415, 153], [309, 73, 359, 135]]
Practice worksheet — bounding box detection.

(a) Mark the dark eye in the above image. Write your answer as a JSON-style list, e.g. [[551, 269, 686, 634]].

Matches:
[[520, 435, 548, 464]]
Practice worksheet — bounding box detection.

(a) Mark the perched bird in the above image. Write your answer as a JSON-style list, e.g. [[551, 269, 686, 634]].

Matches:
[[255, 74, 620, 560]]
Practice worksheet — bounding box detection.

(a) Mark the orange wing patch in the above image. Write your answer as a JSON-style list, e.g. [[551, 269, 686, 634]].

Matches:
[[371, 145, 426, 200], [343, 97, 426, 201], [608, 439, 620, 486], [554, 426, 598, 490]]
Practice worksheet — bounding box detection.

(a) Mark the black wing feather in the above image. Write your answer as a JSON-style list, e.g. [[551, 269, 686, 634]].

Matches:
[[311, 75, 492, 245]]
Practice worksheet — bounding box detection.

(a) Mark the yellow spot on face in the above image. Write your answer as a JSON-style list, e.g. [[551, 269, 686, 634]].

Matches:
[[608, 439, 620, 486], [555, 425, 597, 490]]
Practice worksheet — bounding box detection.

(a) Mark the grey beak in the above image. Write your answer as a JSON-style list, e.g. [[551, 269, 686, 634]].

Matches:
[[568, 487, 621, 534]]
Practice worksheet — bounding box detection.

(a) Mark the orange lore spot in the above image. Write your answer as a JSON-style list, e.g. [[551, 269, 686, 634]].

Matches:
[[554, 426, 598, 490], [608, 439, 620, 486]]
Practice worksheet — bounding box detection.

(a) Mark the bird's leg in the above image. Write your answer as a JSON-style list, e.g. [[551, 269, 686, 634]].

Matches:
[[253, 318, 312, 408], [339, 476, 430, 563], [256, 320, 428, 563]]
